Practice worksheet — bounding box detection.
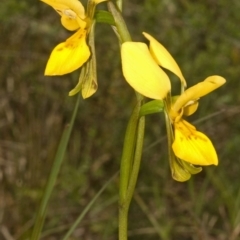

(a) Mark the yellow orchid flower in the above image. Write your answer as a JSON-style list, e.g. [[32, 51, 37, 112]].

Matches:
[[41, 0, 106, 76], [122, 32, 225, 180], [169, 76, 226, 166], [41, 0, 90, 75]]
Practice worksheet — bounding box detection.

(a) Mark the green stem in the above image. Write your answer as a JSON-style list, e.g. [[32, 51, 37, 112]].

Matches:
[[30, 94, 80, 240], [118, 204, 128, 240], [119, 102, 141, 203], [125, 116, 145, 206], [119, 115, 145, 240], [108, 2, 146, 239], [107, 2, 131, 43]]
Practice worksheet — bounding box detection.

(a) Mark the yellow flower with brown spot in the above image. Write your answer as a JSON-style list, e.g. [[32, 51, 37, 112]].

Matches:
[[41, 0, 107, 76], [169, 76, 226, 166], [41, 0, 89, 75], [122, 32, 226, 181]]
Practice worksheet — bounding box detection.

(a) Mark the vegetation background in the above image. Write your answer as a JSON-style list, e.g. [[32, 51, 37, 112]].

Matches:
[[1, 0, 240, 239]]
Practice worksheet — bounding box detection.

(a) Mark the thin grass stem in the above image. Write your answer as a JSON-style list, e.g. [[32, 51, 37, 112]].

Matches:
[[62, 172, 118, 240], [30, 94, 81, 240]]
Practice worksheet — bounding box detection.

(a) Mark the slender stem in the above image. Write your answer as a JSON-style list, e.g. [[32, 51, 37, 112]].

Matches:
[[108, 2, 131, 43], [118, 204, 128, 240], [119, 115, 145, 240], [119, 103, 141, 203], [163, 100, 176, 176], [125, 116, 145, 206], [108, 2, 146, 239], [30, 94, 80, 240]]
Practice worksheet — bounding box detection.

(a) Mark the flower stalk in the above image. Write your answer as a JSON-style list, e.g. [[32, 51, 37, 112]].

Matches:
[[108, 2, 146, 239]]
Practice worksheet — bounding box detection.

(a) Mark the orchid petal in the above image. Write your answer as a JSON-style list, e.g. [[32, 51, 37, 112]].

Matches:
[[94, 0, 108, 3], [143, 32, 187, 87], [45, 29, 90, 75], [172, 120, 218, 166], [61, 14, 79, 30], [173, 75, 226, 113], [183, 101, 199, 116], [121, 42, 171, 100], [41, 0, 86, 19]]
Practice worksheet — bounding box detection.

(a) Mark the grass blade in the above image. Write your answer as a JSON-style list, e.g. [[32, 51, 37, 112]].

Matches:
[[30, 94, 80, 240], [62, 172, 118, 240]]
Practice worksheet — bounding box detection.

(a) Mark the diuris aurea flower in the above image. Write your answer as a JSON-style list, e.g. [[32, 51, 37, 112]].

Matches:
[[167, 76, 226, 166], [41, 0, 106, 76], [121, 32, 226, 181], [142, 33, 226, 166]]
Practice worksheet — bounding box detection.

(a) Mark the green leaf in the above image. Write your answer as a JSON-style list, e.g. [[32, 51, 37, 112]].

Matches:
[[95, 10, 115, 25], [139, 100, 164, 116]]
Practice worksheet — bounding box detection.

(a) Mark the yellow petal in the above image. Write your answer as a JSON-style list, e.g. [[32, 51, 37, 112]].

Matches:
[[61, 13, 79, 31], [94, 0, 108, 3], [183, 101, 199, 116], [121, 42, 171, 99], [172, 120, 218, 166], [143, 32, 187, 87], [173, 75, 226, 113], [41, 0, 86, 19], [41, 0, 70, 11], [45, 29, 90, 75]]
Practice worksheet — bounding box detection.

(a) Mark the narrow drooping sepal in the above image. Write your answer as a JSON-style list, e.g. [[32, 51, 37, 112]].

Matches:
[[170, 156, 202, 182]]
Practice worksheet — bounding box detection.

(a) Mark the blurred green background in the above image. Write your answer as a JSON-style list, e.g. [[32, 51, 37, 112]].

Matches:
[[1, 0, 240, 239]]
